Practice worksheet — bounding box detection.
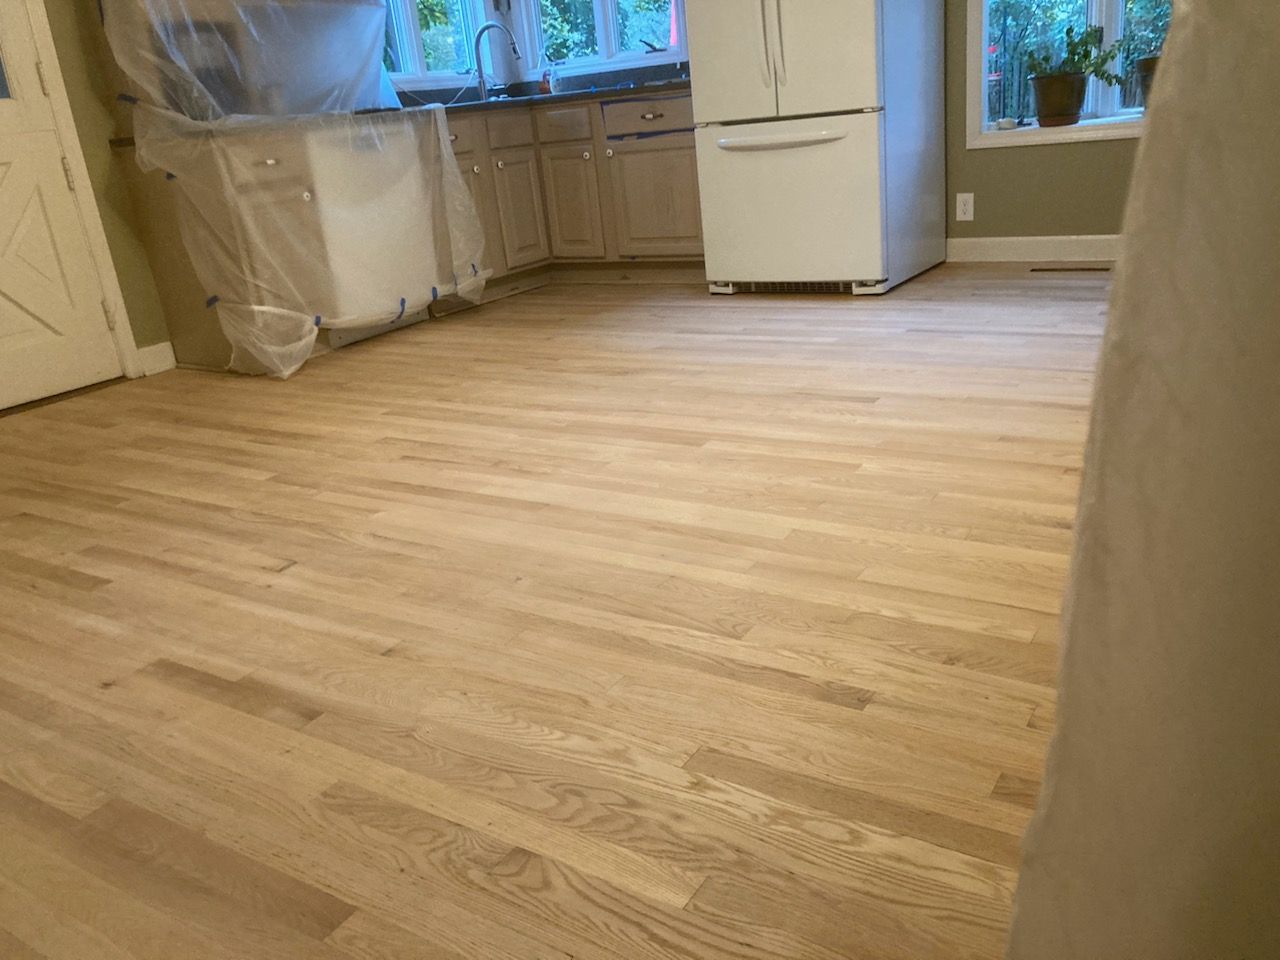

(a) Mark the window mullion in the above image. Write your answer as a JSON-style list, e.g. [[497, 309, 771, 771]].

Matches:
[[1096, 0, 1124, 118], [596, 0, 617, 60], [405, 0, 430, 75]]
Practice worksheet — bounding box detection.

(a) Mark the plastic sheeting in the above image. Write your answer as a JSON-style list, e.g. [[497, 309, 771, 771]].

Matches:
[[104, 0, 486, 377], [1007, 1, 1280, 957], [133, 104, 485, 377], [104, 0, 394, 119]]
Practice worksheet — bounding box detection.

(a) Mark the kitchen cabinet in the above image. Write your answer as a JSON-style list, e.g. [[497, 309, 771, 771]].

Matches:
[[444, 90, 703, 274], [456, 148, 510, 279], [447, 114, 509, 279], [605, 134, 703, 258], [491, 145, 551, 269], [539, 141, 605, 259]]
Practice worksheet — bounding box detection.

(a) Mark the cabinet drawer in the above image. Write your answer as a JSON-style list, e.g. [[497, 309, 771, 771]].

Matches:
[[535, 104, 593, 143], [601, 95, 694, 137], [486, 110, 536, 149], [444, 114, 481, 154], [220, 136, 311, 191]]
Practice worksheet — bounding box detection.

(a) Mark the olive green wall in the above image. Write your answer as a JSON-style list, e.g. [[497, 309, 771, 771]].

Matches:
[[944, 0, 1137, 238], [44, 0, 170, 348]]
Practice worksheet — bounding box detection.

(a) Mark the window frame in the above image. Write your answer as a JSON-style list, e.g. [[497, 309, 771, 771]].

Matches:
[[386, 0, 487, 91], [518, 0, 688, 80], [966, 0, 1155, 150]]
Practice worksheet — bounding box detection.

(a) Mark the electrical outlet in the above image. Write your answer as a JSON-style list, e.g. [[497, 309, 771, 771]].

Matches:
[[956, 193, 975, 222]]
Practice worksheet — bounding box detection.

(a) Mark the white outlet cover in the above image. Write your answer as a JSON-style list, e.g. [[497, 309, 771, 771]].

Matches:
[[956, 193, 975, 222]]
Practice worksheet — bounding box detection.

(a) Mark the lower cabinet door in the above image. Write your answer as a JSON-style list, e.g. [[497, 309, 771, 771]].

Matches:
[[457, 150, 509, 279], [491, 146, 551, 270], [540, 141, 605, 259], [606, 134, 704, 258]]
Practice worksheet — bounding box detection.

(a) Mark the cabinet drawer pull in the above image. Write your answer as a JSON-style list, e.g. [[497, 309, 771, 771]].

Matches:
[[472, 164, 481, 174], [582, 151, 591, 160], [449, 133, 458, 142], [606, 148, 614, 158], [496, 160, 506, 170], [262, 158, 279, 166], [641, 111, 664, 121]]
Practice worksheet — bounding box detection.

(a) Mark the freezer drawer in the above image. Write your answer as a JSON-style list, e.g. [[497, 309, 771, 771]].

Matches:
[[694, 114, 886, 283]]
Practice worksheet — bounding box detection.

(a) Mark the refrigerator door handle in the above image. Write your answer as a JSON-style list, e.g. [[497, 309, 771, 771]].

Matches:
[[772, 1, 788, 86], [715, 130, 848, 152], [756, 0, 773, 89]]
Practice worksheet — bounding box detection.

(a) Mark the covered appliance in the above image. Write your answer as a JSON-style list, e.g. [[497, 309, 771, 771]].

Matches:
[[686, 0, 945, 295]]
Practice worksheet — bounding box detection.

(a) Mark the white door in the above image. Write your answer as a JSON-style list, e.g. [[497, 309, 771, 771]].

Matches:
[[0, 1, 123, 409], [773, 0, 883, 116], [685, 0, 777, 124], [695, 113, 886, 283]]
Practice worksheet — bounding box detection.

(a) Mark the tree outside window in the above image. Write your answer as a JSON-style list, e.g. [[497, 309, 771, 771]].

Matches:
[[984, 0, 1171, 125], [539, 0, 599, 62]]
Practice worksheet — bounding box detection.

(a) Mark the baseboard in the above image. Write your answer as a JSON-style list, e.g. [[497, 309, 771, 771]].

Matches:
[[135, 341, 177, 376], [946, 234, 1120, 263], [551, 261, 706, 285]]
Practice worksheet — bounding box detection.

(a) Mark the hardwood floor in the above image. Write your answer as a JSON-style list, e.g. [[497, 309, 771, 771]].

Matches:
[[0, 264, 1107, 960]]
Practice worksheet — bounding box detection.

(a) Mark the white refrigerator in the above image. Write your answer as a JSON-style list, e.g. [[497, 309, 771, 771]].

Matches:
[[687, 0, 945, 295]]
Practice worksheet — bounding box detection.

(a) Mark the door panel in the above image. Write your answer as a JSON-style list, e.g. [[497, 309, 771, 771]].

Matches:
[[457, 151, 508, 279], [774, 0, 882, 116], [608, 136, 703, 258], [694, 114, 885, 282], [491, 146, 550, 270], [1, 1, 122, 409], [0, 3, 52, 136], [540, 142, 605, 259], [685, 0, 776, 124]]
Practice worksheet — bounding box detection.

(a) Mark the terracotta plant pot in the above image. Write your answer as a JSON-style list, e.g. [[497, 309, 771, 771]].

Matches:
[[1136, 56, 1160, 105], [1031, 72, 1088, 127]]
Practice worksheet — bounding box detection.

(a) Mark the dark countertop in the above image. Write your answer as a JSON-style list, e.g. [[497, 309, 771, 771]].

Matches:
[[437, 78, 691, 115]]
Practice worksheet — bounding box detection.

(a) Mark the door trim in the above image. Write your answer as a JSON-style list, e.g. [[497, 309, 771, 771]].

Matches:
[[21, 0, 143, 378]]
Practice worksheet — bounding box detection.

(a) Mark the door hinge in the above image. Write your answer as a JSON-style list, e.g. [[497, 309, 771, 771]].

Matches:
[[35, 60, 50, 97], [101, 299, 117, 331], [61, 157, 76, 192]]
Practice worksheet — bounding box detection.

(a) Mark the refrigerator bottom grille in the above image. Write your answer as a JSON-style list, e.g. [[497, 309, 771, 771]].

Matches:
[[717, 280, 887, 295]]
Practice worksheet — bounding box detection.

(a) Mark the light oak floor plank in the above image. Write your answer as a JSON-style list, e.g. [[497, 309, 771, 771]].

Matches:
[[0, 265, 1104, 958]]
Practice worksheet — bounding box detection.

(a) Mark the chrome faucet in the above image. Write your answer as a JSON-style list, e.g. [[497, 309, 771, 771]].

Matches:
[[472, 21, 523, 101]]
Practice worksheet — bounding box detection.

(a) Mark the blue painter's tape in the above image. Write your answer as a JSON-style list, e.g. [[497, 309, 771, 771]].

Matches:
[[431, 287, 438, 302], [395, 297, 406, 321], [205, 295, 219, 308], [116, 93, 139, 105], [314, 316, 322, 327]]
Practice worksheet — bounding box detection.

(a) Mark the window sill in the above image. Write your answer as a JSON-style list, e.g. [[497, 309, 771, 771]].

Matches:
[[533, 50, 687, 81], [967, 113, 1145, 150], [391, 73, 475, 92]]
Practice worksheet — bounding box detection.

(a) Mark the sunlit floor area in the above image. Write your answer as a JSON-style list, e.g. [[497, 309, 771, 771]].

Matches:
[[0, 264, 1107, 960]]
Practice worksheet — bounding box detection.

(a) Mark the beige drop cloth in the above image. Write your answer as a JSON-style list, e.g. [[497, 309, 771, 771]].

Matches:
[[1007, 3, 1280, 957]]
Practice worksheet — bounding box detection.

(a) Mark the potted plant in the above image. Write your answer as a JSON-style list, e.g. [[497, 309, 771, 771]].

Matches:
[[1026, 25, 1121, 127], [1121, 4, 1173, 106]]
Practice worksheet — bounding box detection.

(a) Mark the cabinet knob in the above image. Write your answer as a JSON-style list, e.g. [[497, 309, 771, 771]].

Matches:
[[496, 160, 506, 170], [606, 148, 614, 158], [449, 133, 458, 142], [641, 112, 664, 121], [262, 158, 279, 166], [472, 164, 481, 175], [582, 151, 591, 161], [302, 190, 313, 202]]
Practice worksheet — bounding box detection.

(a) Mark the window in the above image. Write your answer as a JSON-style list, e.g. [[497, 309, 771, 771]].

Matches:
[[384, 0, 481, 83], [536, 0, 686, 71], [971, 0, 1172, 147]]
